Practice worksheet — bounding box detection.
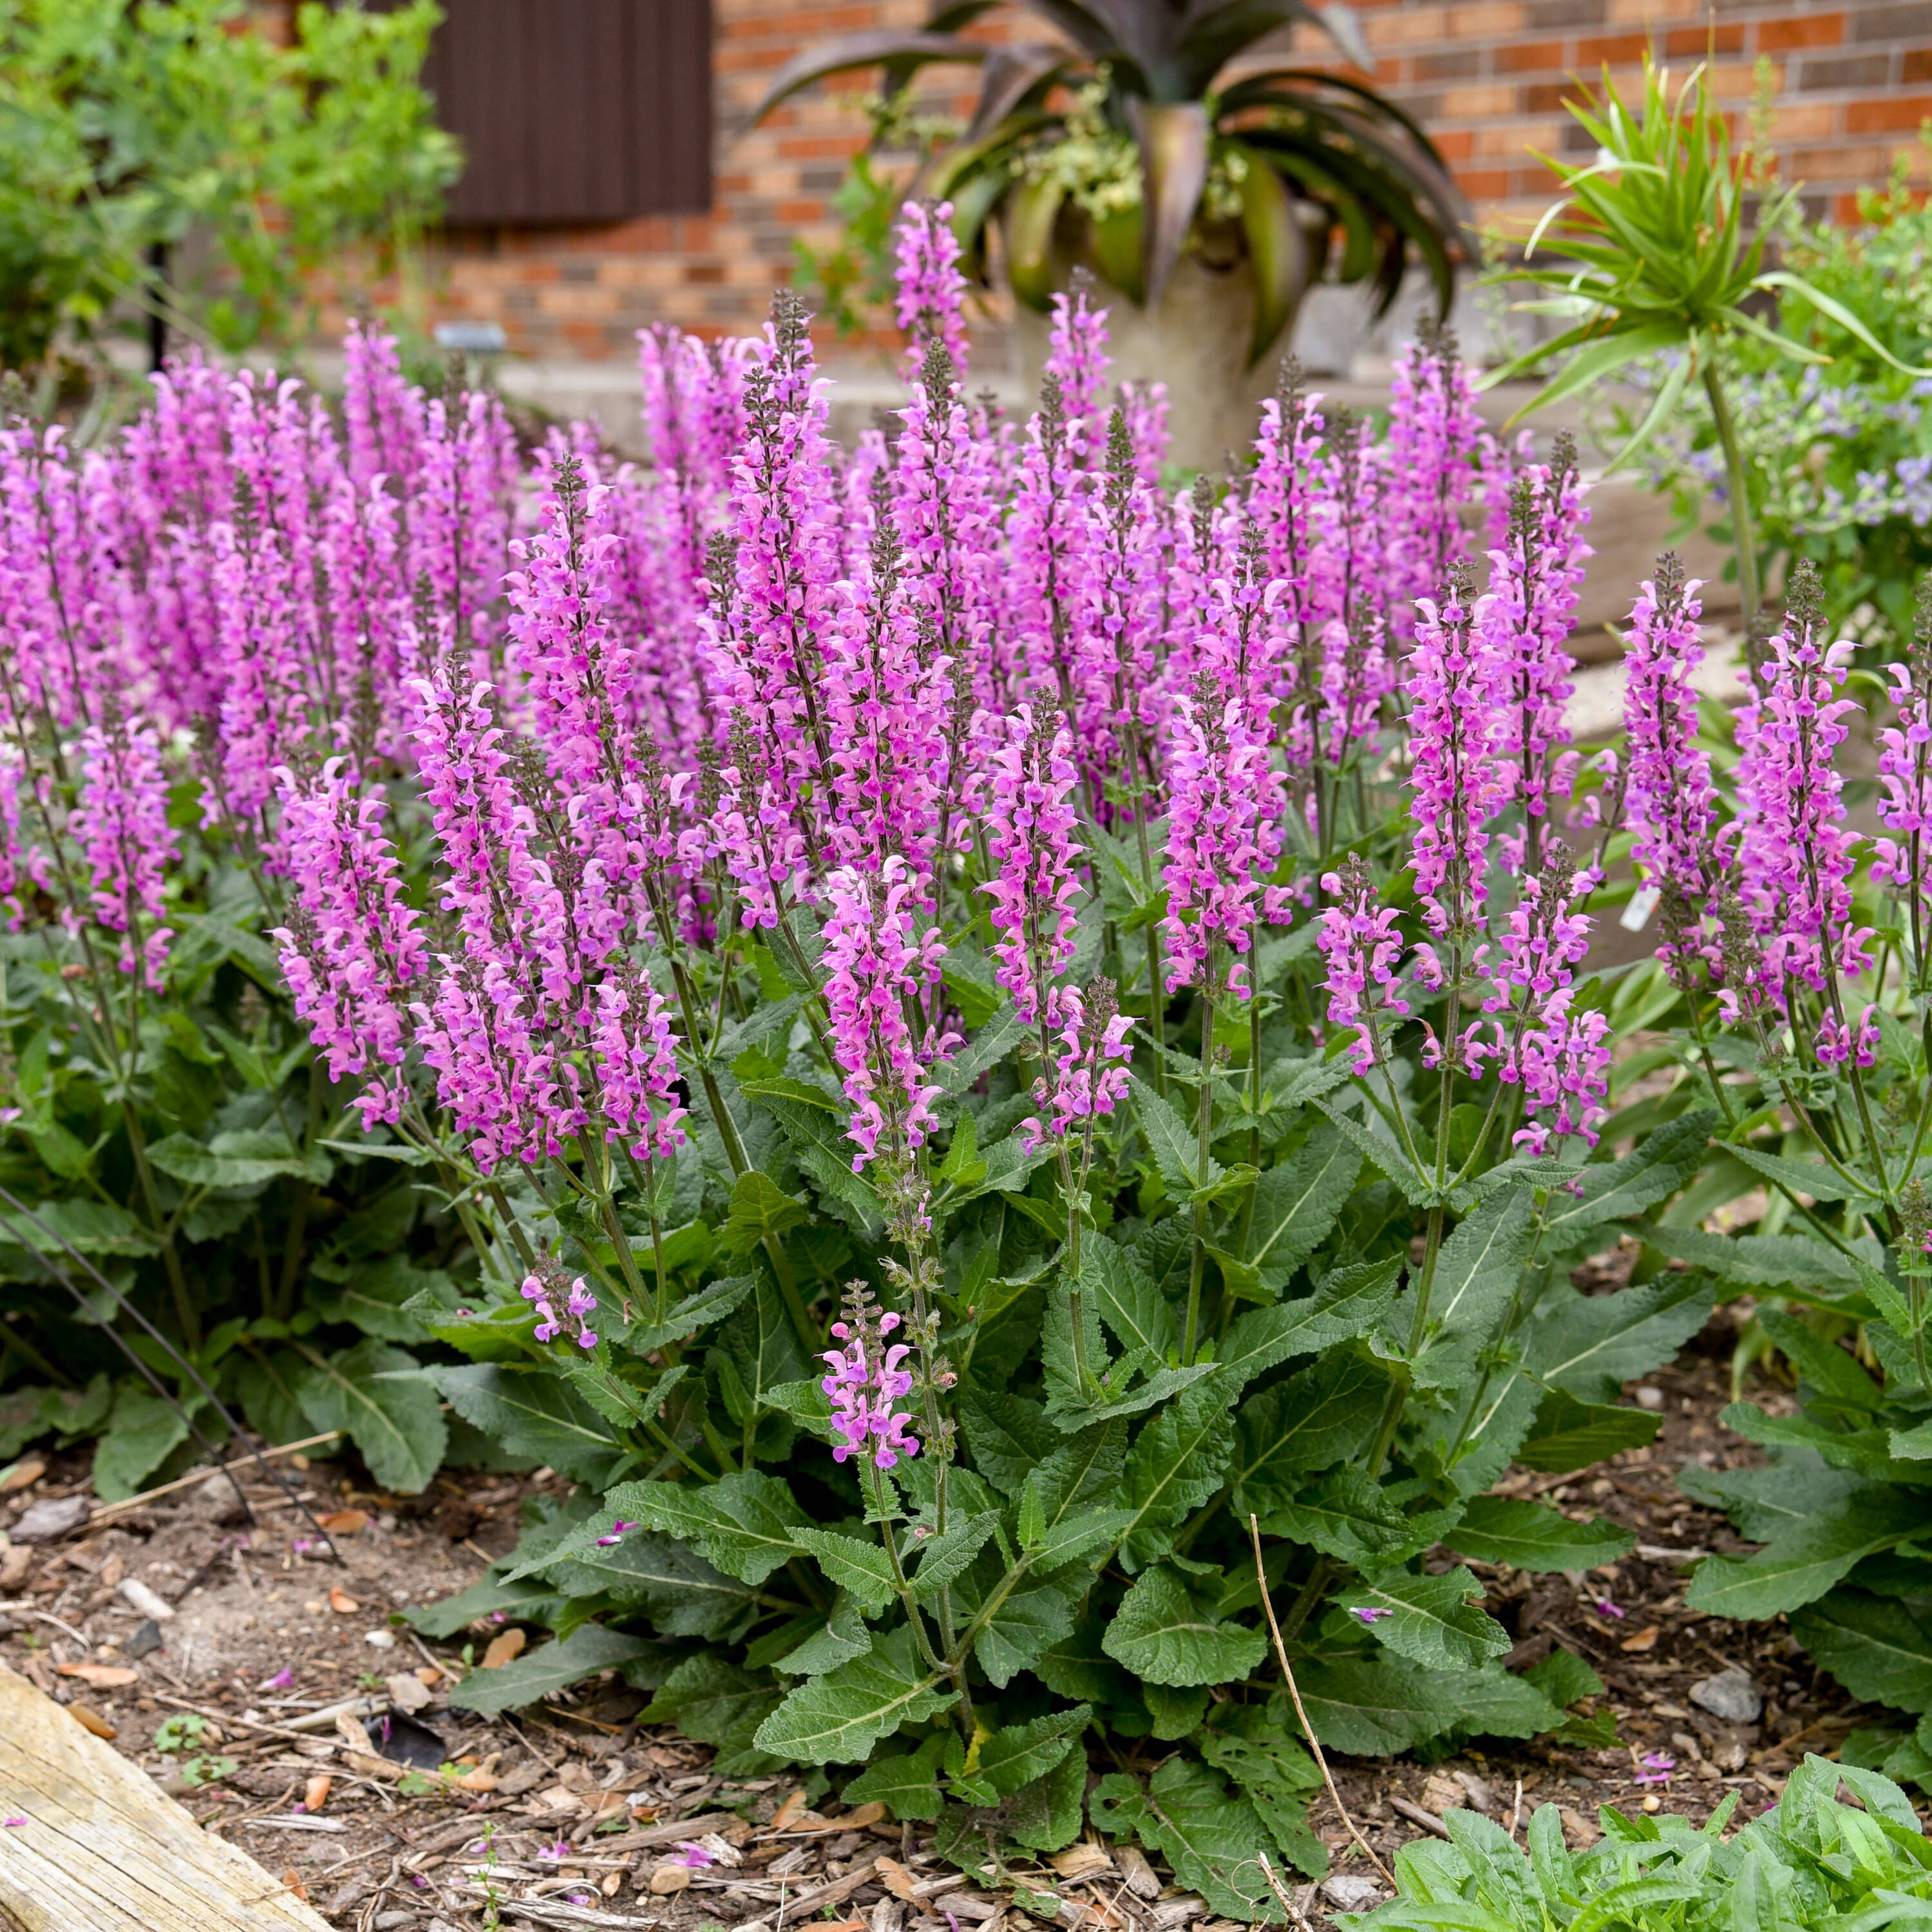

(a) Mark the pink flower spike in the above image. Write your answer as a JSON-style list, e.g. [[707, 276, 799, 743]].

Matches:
[[677, 1841, 716, 1868], [1350, 1606, 1393, 1625], [1596, 1598, 1625, 1619]]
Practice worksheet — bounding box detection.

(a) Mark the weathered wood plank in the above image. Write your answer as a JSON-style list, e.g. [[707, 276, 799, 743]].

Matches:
[[0, 1663, 330, 1931]]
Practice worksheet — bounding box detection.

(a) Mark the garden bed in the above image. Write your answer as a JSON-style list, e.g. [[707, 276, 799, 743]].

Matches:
[[0, 1298, 1869, 1932]]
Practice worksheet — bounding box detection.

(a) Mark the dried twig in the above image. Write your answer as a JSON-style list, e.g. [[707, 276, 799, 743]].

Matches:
[[1508, 1778, 1523, 1841], [1248, 1514, 1394, 1886], [88, 1432, 343, 1523], [1256, 1851, 1315, 1932], [1388, 1797, 1450, 1840]]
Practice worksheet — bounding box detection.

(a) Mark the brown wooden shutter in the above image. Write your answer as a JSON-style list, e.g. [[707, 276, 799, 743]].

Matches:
[[421, 0, 713, 225]]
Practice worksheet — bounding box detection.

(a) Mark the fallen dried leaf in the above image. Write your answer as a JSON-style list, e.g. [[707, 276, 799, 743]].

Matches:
[[771, 1787, 811, 1832], [56, 1662, 138, 1688], [1050, 1845, 1114, 1882], [281, 1869, 310, 1904], [316, 1510, 368, 1534], [0, 1459, 45, 1494], [413, 1663, 444, 1687], [327, 1585, 359, 1615], [832, 1801, 886, 1831], [385, 1671, 433, 1714], [602, 1872, 624, 1898], [876, 1858, 921, 1905], [455, 1766, 497, 1793], [1620, 1626, 1661, 1653], [68, 1703, 116, 1740], [304, 1774, 332, 1814], [480, 1627, 526, 1669]]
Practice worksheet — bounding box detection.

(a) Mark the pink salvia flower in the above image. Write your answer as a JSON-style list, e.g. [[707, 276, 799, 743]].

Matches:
[[1873, 580, 1932, 964], [1316, 853, 1410, 1075], [1019, 980, 1133, 1154], [980, 706, 1086, 1025], [1622, 556, 1721, 976], [590, 963, 688, 1161], [1380, 323, 1482, 635], [893, 200, 969, 374], [819, 855, 958, 1172], [820, 1303, 920, 1469], [68, 711, 178, 980]]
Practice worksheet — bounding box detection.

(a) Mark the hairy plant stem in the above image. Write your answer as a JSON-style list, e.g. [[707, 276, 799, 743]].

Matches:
[[1183, 979, 1218, 1364]]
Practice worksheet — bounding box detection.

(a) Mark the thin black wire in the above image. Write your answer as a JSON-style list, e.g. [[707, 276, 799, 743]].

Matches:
[[0, 1185, 343, 1567]]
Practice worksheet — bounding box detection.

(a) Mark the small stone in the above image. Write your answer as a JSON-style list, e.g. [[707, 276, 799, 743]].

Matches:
[[649, 1861, 692, 1894], [1634, 1387, 1665, 1411], [1321, 1875, 1381, 1911], [124, 1618, 164, 1660], [386, 1670, 431, 1711], [1689, 1668, 1762, 1725], [118, 1577, 175, 1622], [363, 1628, 397, 1650], [12, 1495, 87, 1543], [372, 1915, 418, 1930], [1454, 1768, 1496, 1814], [193, 1473, 250, 1525]]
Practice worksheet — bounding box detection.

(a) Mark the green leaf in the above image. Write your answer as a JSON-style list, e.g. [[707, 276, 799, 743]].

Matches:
[[1132, 1074, 1218, 1196], [1450, 1668, 1570, 1742], [721, 1171, 808, 1260], [1314, 1099, 1435, 1206], [1526, 1646, 1604, 1710], [1083, 1234, 1177, 1359], [1293, 1655, 1463, 1756], [960, 1387, 1053, 1498], [842, 1734, 949, 1820], [1533, 1275, 1714, 1402], [1094, 1758, 1277, 1921], [1636, 1224, 1862, 1298], [448, 1624, 652, 1714], [1103, 1565, 1267, 1686], [1448, 1496, 1637, 1572], [1517, 1389, 1662, 1473], [1260, 1468, 1458, 1568], [1242, 1128, 1361, 1294], [977, 1703, 1091, 1795], [1209, 1256, 1404, 1397], [909, 1511, 998, 1602], [721, 1273, 811, 1423], [1385, 1185, 1535, 1387], [430, 1363, 625, 1488], [1533, 1110, 1716, 1249], [545, 1531, 761, 1640], [795, 1528, 899, 1616], [1725, 1142, 1882, 1204], [595, 1472, 810, 1586], [1677, 1461, 1862, 1541], [145, 1128, 316, 1191], [1685, 1490, 1924, 1620], [1118, 1383, 1235, 1569], [752, 1623, 954, 1765], [623, 1274, 755, 1354], [1353, 1567, 1511, 1670], [308, 1257, 462, 1344], [297, 1340, 445, 1495], [0, 1197, 157, 1261], [1788, 1591, 1932, 1712], [406, 1571, 564, 1640], [974, 1580, 1083, 1689], [1005, 1743, 1087, 1855], [772, 1596, 874, 1677], [91, 1383, 193, 1502], [1229, 1354, 1387, 1517], [641, 1654, 785, 1777]]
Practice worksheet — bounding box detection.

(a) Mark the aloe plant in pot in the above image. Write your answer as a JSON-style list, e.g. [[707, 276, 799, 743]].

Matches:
[[751, 0, 1472, 466]]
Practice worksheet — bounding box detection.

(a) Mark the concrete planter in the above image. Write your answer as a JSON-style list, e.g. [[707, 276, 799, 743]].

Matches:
[[1009, 249, 1290, 473]]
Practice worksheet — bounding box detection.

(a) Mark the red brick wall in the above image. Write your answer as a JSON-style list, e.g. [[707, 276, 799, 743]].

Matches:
[[408, 0, 1932, 359]]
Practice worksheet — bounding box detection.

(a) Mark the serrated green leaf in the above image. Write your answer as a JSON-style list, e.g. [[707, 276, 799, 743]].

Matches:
[[1636, 1223, 1862, 1297], [1314, 1099, 1435, 1205], [297, 1340, 445, 1495], [1789, 1591, 1932, 1712], [430, 1363, 625, 1488], [1353, 1566, 1510, 1670], [842, 1734, 949, 1819], [959, 1387, 1054, 1498], [545, 1530, 761, 1640], [1210, 1256, 1404, 1397], [594, 1472, 810, 1586], [1098, 1758, 1278, 1920], [1725, 1141, 1882, 1204], [973, 1578, 1082, 1689], [977, 1703, 1092, 1795], [449, 1624, 652, 1714], [1450, 1667, 1570, 1741], [1685, 1490, 1922, 1619], [910, 1511, 997, 1602], [1448, 1496, 1637, 1572], [1260, 1467, 1459, 1568], [795, 1528, 899, 1616], [1133, 1074, 1218, 1196], [91, 1383, 193, 1502], [1395, 1186, 1536, 1388], [1533, 1274, 1714, 1403], [1083, 1233, 1177, 1358], [146, 1128, 316, 1191], [623, 1273, 756, 1354], [752, 1623, 954, 1764], [1241, 1128, 1361, 1293], [1229, 1354, 1387, 1517], [1294, 1655, 1463, 1756], [642, 1654, 785, 1776], [1103, 1564, 1267, 1686], [1118, 1383, 1235, 1569], [309, 1256, 463, 1343], [721, 1171, 809, 1260], [1517, 1388, 1662, 1473]]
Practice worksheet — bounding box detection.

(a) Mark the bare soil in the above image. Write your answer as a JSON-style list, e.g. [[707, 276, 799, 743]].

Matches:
[[0, 1298, 1880, 1932]]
